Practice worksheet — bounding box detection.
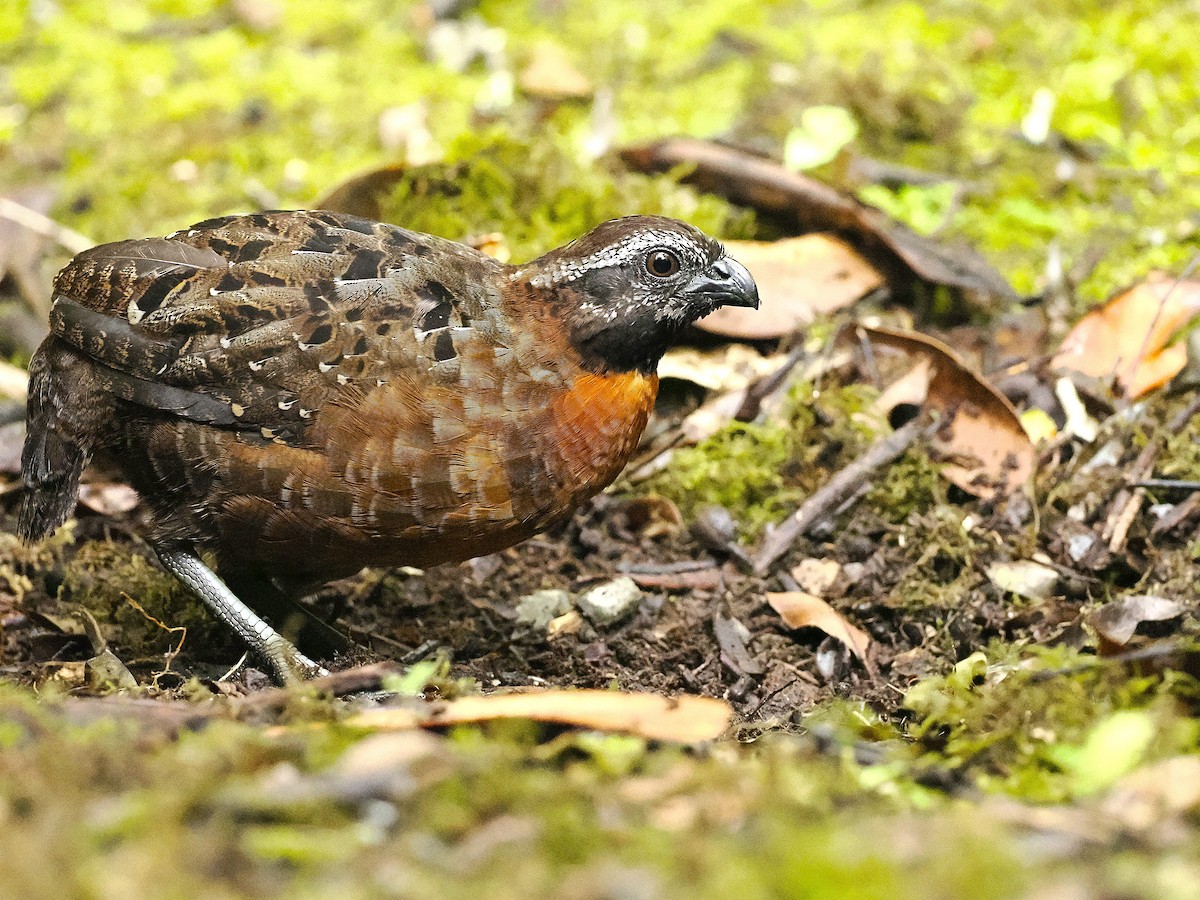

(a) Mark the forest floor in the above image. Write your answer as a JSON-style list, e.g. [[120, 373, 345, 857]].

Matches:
[[3, 1, 1200, 897]]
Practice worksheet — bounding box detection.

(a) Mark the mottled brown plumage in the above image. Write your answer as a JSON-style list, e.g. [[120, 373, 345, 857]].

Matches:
[[20, 210, 758, 680]]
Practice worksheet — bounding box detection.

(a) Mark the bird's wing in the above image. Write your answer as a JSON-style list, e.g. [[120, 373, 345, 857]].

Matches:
[[49, 210, 508, 446]]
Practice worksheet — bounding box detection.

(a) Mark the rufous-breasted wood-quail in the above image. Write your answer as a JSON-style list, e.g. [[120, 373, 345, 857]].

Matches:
[[20, 210, 759, 682]]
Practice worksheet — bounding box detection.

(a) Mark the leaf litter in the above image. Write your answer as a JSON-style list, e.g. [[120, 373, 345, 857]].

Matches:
[[6, 1, 1200, 895]]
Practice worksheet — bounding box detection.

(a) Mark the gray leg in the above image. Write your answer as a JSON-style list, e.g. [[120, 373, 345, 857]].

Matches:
[[156, 548, 329, 684]]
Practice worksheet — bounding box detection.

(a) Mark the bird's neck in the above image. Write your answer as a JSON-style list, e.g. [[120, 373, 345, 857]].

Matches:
[[546, 369, 660, 502]]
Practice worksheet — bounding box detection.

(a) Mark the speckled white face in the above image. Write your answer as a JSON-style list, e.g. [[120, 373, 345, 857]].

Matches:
[[517, 227, 711, 291], [510, 215, 755, 373], [513, 225, 723, 328]]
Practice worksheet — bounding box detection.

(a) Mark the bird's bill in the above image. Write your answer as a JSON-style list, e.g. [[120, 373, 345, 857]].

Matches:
[[683, 257, 760, 310]]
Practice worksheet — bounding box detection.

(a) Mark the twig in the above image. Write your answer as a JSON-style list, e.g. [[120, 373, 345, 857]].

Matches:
[[752, 417, 928, 574], [0, 197, 94, 254], [235, 661, 404, 716], [1102, 392, 1200, 553], [734, 343, 806, 422], [1137, 478, 1200, 491]]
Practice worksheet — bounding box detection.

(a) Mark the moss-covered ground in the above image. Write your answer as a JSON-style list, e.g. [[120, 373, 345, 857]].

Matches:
[[4, 0, 1200, 896]]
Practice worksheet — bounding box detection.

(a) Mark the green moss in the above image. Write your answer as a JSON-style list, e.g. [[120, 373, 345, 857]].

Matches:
[[1159, 413, 1200, 482], [4, 0, 1197, 314], [377, 129, 753, 259], [641, 382, 885, 540], [59, 540, 227, 660], [865, 449, 944, 525], [7, 1, 1200, 893], [905, 646, 1200, 802], [647, 419, 802, 540]]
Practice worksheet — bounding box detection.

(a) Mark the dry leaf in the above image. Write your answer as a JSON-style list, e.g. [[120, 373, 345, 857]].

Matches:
[[621, 137, 1017, 304], [619, 495, 684, 540], [694, 235, 884, 339], [0, 421, 23, 476], [1088, 595, 1184, 648], [77, 481, 140, 516], [871, 359, 932, 416], [789, 558, 841, 597], [658, 344, 784, 392], [0, 359, 28, 401], [315, 163, 408, 221], [713, 606, 763, 677], [0, 186, 61, 319], [518, 41, 592, 100], [985, 560, 1060, 600], [863, 325, 1035, 498], [348, 690, 732, 742], [766, 590, 870, 660], [1052, 274, 1200, 399]]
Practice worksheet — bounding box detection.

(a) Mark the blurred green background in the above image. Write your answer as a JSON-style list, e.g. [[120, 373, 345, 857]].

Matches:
[[2, 0, 1198, 299]]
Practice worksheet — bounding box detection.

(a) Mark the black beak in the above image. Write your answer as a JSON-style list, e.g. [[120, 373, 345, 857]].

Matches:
[[684, 257, 760, 310]]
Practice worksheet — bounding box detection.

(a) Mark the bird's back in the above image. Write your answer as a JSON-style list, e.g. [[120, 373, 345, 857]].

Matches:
[[23, 210, 659, 581]]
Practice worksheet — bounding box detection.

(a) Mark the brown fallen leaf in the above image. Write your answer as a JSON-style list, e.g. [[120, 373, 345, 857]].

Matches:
[[621, 137, 1017, 305], [518, 41, 592, 100], [658, 344, 784, 392], [1052, 274, 1200, 399], [315, 163, 408, 221], [713, 605, 764, 677], [77, 481, 141, 517], [618, 495, 684, 540], [347, 690, 732, 742], [0, 357, 30, 400], [1088, 595, 1184, 650], [766, 590, 870, 661], [0, 421, 23, 475], [1101, 756, 1200, 832], [694, 235, 884, 339], [789, 558, 841, 597], [862, 325, 1035, 498], [0, 187, 71, 320]]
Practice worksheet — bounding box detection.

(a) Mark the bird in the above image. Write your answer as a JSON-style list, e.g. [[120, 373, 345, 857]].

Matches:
[[19, 210, 759, 683]]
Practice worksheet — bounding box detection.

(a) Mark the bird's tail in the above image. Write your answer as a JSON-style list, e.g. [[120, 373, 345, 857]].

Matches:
[[18, 341, 110, 542]]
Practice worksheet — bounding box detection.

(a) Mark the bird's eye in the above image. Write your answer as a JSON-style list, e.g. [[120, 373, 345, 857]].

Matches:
[[646, 249, 681, 279]]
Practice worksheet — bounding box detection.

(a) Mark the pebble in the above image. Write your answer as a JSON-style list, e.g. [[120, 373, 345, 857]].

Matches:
[[576, 577, 643, 626]]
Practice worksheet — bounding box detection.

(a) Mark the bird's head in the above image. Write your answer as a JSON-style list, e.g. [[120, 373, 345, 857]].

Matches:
[[512, 216, 759, 374]]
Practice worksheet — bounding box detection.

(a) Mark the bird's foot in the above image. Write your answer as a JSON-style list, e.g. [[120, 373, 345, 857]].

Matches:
[[156, 546, 328, 686]]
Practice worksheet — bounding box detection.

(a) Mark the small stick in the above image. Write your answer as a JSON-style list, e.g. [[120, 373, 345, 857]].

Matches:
[[236, 661, 405, 716], [0, 197, 94, 254], [753, 417, 927, 574], [1103, 392, 1200, 553]]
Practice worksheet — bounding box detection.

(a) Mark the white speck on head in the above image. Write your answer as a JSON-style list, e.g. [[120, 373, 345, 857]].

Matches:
[[515, 226, 714, 290]]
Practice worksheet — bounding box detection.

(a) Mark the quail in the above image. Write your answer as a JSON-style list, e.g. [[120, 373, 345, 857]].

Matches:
[[20, 210, 759, 682]]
